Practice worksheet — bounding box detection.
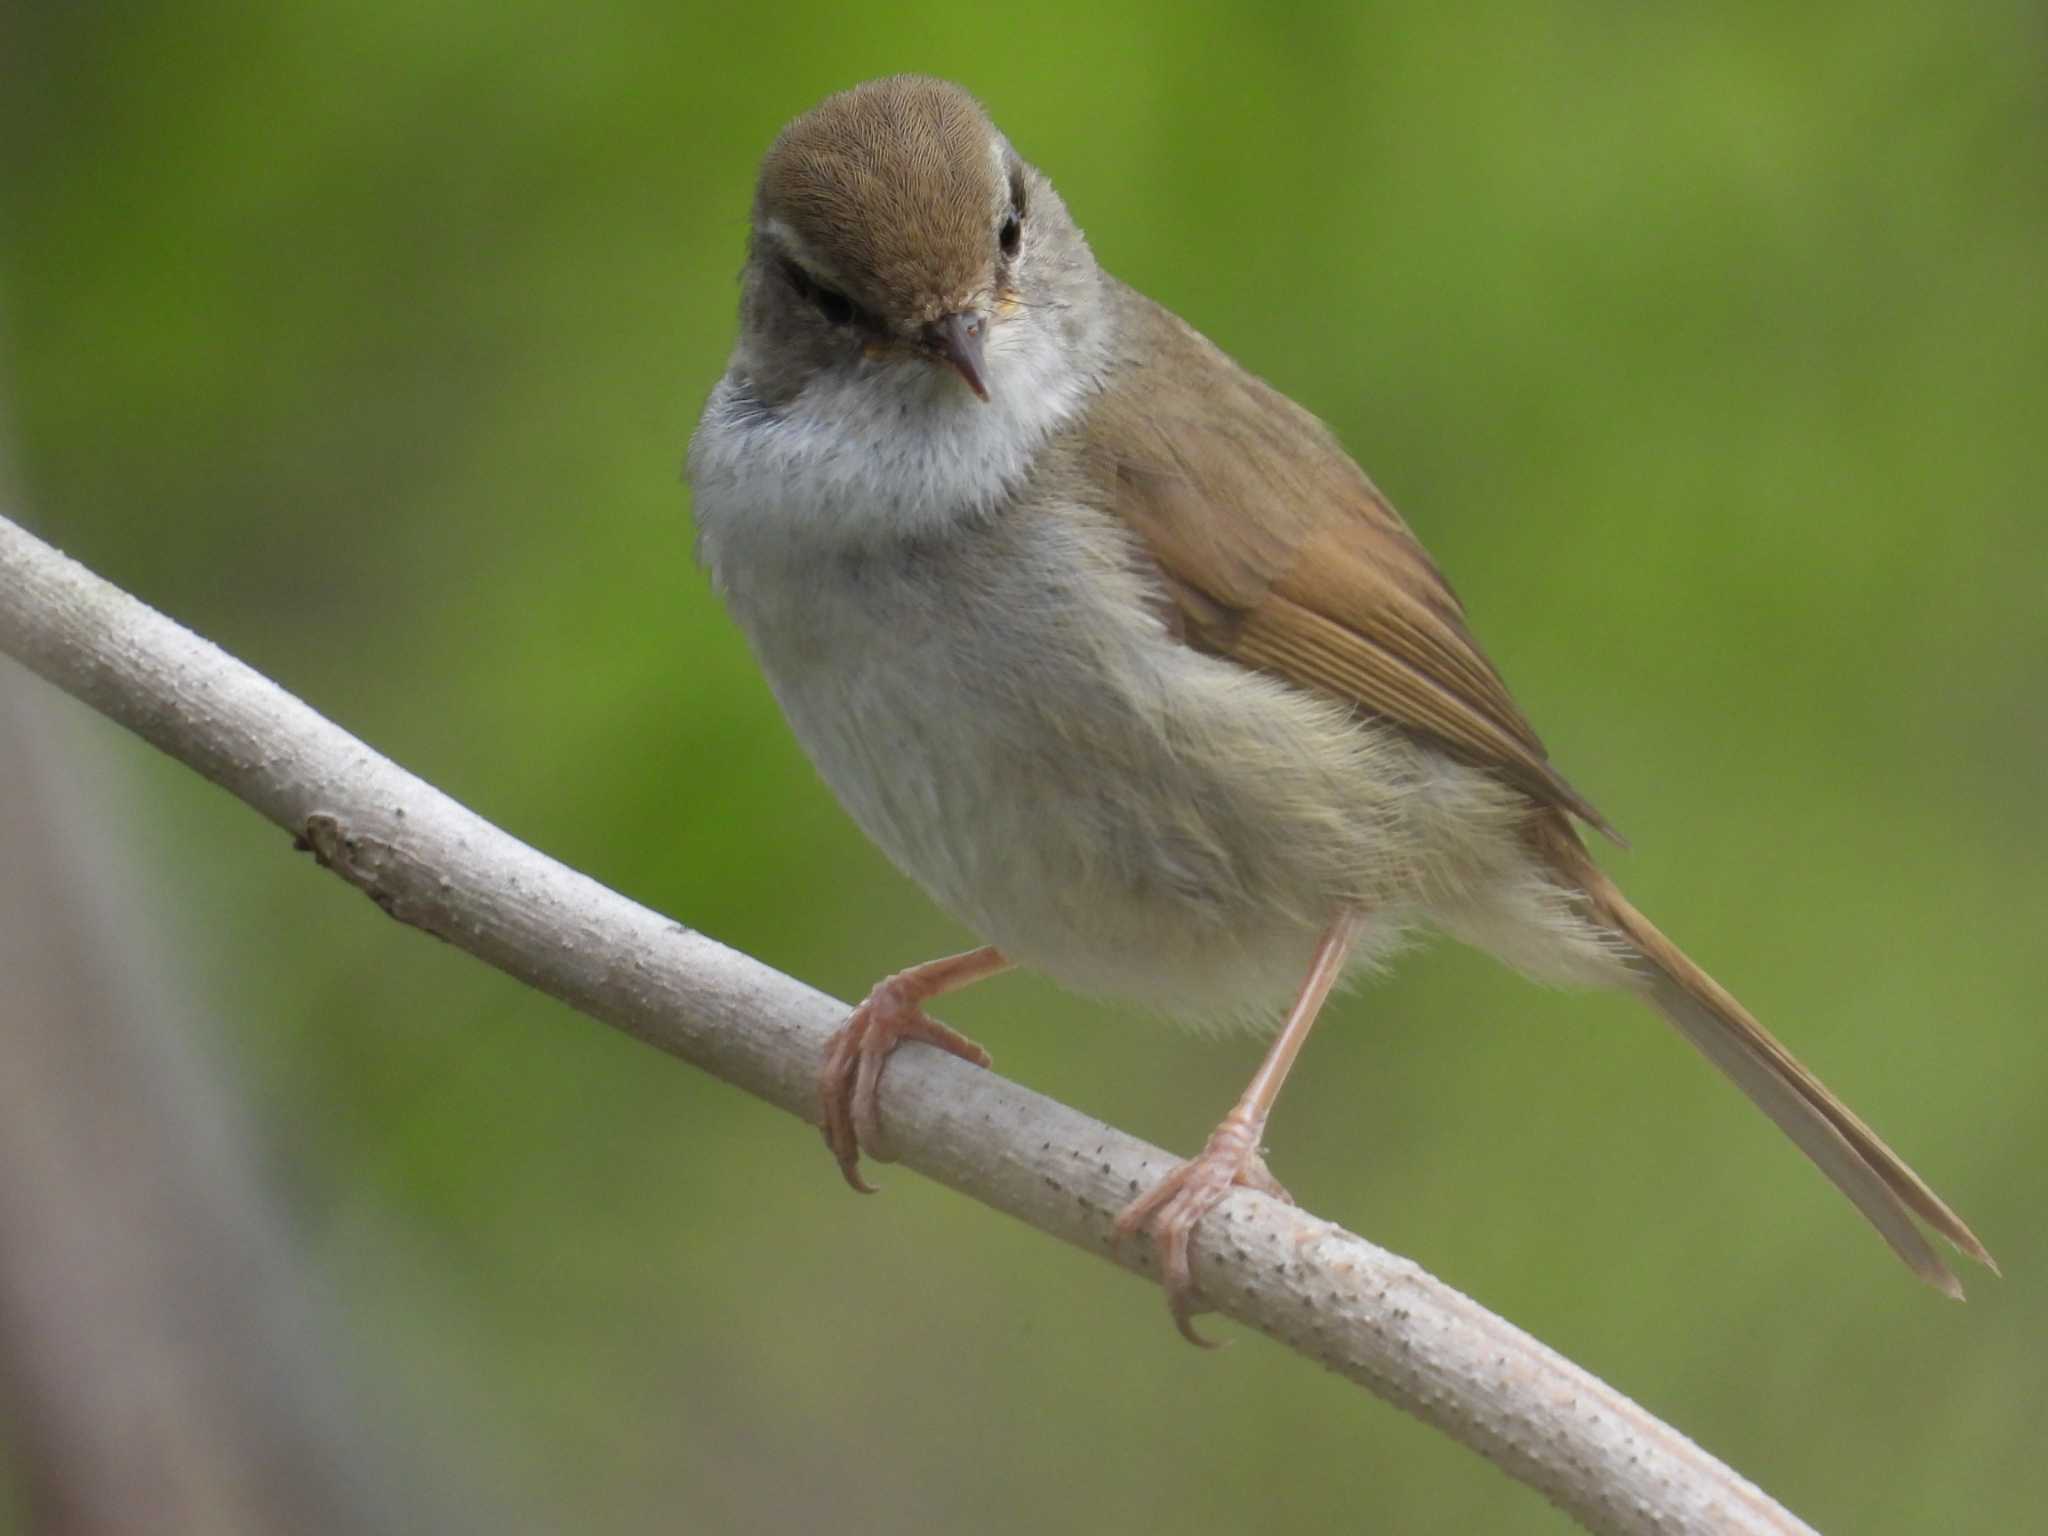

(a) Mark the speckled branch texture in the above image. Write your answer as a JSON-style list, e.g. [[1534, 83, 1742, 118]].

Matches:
[[0, 511, 1817, 1536]]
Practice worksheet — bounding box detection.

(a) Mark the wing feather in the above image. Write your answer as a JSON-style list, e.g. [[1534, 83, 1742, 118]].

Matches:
[[1087, 284, 1619, 841]]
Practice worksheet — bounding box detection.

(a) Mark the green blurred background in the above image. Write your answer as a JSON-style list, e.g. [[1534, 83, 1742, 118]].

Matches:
[[3, 2, 2042, 1531]]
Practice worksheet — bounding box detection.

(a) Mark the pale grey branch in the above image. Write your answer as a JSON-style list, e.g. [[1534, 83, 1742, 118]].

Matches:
[[0, 511, 1818, 1536]]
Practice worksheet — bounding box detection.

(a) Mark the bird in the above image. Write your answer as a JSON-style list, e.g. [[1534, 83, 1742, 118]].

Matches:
[[686, 75, 1993, 1342]]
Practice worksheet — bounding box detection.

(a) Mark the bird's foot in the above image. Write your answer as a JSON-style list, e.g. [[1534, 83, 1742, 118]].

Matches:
[[819, 970, 992, 1192], [1113, 1113, 1292, 1346]]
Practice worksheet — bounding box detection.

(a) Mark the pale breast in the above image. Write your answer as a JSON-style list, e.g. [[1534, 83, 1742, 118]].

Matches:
[[688, 342, 1618, 1017], [697, 458, 1509, 1016]]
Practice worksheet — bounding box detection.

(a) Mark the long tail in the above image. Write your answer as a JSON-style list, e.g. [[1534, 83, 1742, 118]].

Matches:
[[1555, 841, 1995, 1296]]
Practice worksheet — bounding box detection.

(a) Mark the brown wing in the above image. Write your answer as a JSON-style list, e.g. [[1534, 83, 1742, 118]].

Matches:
[[1086, 284, 1620, 842]]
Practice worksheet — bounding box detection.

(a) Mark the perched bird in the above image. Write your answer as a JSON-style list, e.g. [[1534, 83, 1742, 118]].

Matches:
[[687, 75, 1992, 1341]]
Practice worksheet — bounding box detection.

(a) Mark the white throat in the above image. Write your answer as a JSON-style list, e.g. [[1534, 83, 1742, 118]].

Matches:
[[690, 307, 1100, 560]]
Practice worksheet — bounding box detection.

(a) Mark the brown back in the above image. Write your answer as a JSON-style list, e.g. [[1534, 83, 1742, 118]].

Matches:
[[1091, 285, 1619, 839]]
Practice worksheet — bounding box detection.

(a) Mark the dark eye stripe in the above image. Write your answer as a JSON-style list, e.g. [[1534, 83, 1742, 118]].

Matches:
[[1001, 165, 1027, 258], [779, 257, 863, 329]]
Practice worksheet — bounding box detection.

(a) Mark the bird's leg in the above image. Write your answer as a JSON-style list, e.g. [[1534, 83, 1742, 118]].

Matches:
[[1114, 911, 1362, 1345], [820, 945, 1011, 1192]]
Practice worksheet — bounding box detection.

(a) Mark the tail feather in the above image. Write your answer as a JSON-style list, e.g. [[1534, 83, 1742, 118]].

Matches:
[[1557, 844, 1994, 1293]]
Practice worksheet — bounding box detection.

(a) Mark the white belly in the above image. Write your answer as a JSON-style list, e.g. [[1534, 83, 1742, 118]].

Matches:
[[702, 492, 1506, 1016], [689, 379, 1622, 1022]]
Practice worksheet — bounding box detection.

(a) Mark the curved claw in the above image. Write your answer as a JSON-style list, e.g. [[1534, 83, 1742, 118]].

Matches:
[[1113, 1115, 1293, 1347], [818, 1024, 880, 1193], [817, 967, 993, 1192]]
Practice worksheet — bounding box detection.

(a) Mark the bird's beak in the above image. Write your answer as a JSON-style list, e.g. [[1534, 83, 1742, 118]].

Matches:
[[922, 311, 991, 402]]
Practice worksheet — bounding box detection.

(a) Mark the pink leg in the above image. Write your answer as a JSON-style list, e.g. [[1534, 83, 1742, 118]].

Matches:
[[1114, 911, 1362, 1345], [819, 946, 1011, 1192]]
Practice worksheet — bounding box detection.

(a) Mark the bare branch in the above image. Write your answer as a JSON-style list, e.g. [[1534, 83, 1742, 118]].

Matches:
[[0, 511, 1819, 1536]]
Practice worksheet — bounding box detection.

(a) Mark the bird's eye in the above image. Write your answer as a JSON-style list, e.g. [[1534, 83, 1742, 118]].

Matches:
[[780, 257, 857, 327], [1000, 166, 1027, 258], [812, 285, 854, 325]]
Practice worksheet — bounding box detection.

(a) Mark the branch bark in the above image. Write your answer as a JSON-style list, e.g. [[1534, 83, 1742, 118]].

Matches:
[[0, 510, 1820, 1536]]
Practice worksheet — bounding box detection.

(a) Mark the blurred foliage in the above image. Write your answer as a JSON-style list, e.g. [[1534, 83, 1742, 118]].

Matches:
[[2, 2, 2043, 1531]]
